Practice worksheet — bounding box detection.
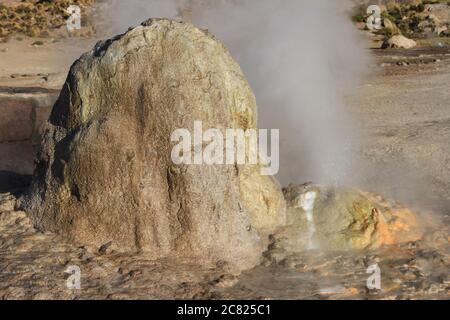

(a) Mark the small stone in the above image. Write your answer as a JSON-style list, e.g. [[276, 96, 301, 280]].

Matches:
[[427, 284, 441, 295], [79, 250, 94, 262], [98, 241, 113, 255], [382, 35, 417, 49], [213, 274, 238, 288]]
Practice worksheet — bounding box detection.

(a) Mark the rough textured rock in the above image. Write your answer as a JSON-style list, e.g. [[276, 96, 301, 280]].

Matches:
[[19, 19, 286, 271], [240, 172, 286, 237], [382, 35, 417, 49], [272, 184, 424, 253]]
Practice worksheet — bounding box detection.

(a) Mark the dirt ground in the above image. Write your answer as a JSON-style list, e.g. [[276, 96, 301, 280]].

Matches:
[[0, 192, 448, 300], [0, 37, 97, 89], [0, 26, 449, 299], [348, 47, 450, 212]]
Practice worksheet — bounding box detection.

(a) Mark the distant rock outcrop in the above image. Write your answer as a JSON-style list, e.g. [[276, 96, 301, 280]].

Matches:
[[20, 19, 286, 271], [382, 35, 417, 49]]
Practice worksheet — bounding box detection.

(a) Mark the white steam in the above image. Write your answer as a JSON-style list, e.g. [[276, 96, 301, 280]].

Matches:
[[101, 0, 370, 186]]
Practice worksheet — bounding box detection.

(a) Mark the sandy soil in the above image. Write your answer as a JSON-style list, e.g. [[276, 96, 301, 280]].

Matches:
[[0, 37, 98, 90]]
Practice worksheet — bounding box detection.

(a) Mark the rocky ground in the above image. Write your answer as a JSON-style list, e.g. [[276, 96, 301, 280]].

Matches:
[[0, 190, 448, 300], [0, 1, 449, 300]]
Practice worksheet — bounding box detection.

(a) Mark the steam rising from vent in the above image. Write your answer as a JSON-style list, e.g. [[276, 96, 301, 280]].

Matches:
[[101, 0, 370, 186], [299, 191, 318, 250]]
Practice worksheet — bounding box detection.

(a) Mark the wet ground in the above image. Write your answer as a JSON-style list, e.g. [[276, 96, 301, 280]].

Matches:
[[0, 188, 448, 300]]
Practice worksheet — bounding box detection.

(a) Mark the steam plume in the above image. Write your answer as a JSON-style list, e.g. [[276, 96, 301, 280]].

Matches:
[[101, 0, 370, 186]]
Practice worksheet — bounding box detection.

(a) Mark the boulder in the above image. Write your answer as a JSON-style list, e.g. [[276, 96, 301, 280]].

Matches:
[[381, 35, 417, 49], [20, 19, 286, 271]]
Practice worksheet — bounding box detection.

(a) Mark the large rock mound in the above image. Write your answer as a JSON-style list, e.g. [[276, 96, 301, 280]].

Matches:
[[20, 19, 286, 271]]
